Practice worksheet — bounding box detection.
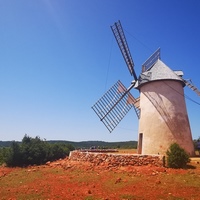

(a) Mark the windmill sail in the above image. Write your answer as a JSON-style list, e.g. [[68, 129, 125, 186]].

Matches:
[[92, 80, 139, 133], [183, 79, 200, 96], [111, 21, 137, 81], [142, 48, 161, 72], [127, 95, 140, 118]]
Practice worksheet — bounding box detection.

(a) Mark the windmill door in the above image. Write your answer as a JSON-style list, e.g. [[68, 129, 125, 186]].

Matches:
[[138, 133, 143, 154]]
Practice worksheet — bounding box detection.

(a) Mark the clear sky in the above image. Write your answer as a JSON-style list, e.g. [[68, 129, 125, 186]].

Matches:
[[0, 0, 200, 142]]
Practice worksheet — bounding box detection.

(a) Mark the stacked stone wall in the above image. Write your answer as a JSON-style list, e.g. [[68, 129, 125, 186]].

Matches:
[[69, 151, 164, 167]]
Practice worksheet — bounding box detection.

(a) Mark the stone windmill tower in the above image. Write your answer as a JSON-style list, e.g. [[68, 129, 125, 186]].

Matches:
[[92, 21, 199, 156], [136, 58, 196, 155]]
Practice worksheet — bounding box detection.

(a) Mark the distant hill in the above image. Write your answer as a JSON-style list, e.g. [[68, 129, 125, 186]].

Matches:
[[48, 140, 137, 149], [0, 141, 14, 147], [0, 140, 137, 149]]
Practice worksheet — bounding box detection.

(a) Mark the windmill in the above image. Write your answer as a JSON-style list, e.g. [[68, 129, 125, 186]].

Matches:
[[92, 20, 200, 155]]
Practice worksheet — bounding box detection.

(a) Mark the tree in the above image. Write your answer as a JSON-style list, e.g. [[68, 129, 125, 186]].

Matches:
[[21, 136, 48, 165], [4, 141, 22, 167], [166, 143, 190, 169], [3, 135, 75, 167], [193, 138, 200, 155]]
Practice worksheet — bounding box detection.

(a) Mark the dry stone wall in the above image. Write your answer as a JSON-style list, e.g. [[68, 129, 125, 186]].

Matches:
[[69, 151, 164, 167]]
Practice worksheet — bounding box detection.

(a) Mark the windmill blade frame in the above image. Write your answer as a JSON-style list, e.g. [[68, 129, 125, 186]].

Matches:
[[111, 20, 138, 81], [182, 79, 200, 96], [142, 48, 161, 72], [92, 80, 139, 133]]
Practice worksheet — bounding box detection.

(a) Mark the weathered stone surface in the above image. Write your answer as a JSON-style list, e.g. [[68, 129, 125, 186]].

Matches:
[[69, 151, 164, 167]]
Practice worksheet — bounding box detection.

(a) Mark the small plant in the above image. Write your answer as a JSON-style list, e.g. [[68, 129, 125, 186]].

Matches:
[[166, 143, 190, 169]]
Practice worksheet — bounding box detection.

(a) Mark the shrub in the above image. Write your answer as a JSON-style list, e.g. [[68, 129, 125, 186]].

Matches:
[[166, 143, 190, 169]]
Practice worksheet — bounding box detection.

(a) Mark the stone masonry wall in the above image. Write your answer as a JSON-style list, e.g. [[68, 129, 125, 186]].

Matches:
[[69, 151, 164, 167]]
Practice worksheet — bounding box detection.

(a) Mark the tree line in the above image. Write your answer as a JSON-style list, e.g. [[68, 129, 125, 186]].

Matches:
[[0, 135, 74, 167], [0, 140, 138, 149], [0, 135, 198, 168]]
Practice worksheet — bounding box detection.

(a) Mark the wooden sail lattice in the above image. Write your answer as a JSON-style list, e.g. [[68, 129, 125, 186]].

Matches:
[[142, 48, 161, 72], [111, 21, 137, 81], [92, 80, 139, 133], [183, 79, 200, 96]]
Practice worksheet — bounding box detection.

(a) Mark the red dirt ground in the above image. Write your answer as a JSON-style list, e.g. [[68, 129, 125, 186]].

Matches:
[[1, 157, 200, 200]]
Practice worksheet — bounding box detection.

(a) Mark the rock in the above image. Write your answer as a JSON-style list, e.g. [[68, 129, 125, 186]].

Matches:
[[69, 151, 164, 167], [156, 180, 161, 184], [63, 165, 71, 170], [88, 190, 92, 194], [54, 162, 60, 166], [115, 177, 122, 184]]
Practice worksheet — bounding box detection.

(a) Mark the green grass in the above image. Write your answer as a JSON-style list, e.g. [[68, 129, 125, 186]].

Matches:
[[159, 172, 200, 188], [174, 173, 200, 187], [102, 171, 140, 192], [119, 194, 141, 200], [0, 168, 46, 199], [15, 192, 44, 200], [1, 162, 200, 200], [69, 169, 102, 184], [47, 167, 66, 175], [0, 168, 42, 188], [84, 196, 103, 200]]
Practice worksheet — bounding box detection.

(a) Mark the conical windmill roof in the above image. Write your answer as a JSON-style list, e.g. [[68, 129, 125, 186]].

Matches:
[[135, 59, 184, 89]]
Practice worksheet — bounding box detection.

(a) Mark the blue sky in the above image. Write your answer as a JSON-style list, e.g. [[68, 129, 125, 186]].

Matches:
[[0, 0, 200, 142]]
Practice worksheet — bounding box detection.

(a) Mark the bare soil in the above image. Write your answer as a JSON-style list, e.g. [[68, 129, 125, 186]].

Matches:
[[0, 157, 200, 200]]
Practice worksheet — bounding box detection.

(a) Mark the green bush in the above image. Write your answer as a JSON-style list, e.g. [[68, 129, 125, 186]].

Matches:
[[4, 142, 22, 166], [0, 147, 10, 165], [166, 143, 190, 169], [0, 149, 4, 165]]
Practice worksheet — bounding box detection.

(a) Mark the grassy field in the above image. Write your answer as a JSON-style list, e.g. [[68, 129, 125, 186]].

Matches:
[[1, 155, 200, 200]]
